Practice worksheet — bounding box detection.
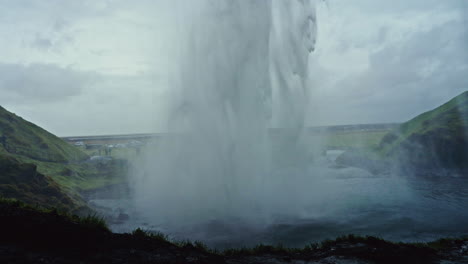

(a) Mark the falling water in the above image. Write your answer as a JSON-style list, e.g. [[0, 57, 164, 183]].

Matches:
[[133, 0, 317, 227], [89, 0, 468, 248]]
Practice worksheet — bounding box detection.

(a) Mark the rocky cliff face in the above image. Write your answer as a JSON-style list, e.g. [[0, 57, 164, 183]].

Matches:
[[383, 91, 468, 175], [0, 155, 87, 213], [337, 91, 468, 176], [0, 106, 92, 212]]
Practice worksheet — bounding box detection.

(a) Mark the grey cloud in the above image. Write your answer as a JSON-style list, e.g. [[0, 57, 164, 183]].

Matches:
[[31, 35, 53, 51], [52, 18, 69, 32], [28, 17, 75, 52], [0, 1, 115, 20], [336, 0, 462, 14], [0, 63, 99, 104], [0, 1, 115, 53], [320, 19, 468, 124], [29, 32, 75, 52]]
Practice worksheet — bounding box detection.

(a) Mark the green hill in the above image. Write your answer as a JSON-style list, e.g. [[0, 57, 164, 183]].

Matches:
[[0, 155, 87, 213], [0, 106, 125, 213], [337, 91, 468, 175], [0, 106, 88, 162], [379, 91, 468, 173]]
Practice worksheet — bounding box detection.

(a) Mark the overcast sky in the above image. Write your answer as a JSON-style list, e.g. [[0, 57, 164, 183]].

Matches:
[[0, 0, 466, 136]]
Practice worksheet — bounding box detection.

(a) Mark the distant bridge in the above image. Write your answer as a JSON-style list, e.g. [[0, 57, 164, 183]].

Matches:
[[61, 123, 399, 145], [61, 133, 166, 145]]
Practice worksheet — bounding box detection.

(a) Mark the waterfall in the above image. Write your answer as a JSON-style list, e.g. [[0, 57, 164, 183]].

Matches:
[[133, 0, 317, 227]]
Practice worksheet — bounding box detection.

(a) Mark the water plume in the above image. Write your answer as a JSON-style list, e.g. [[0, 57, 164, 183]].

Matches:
[[133, 0, 317, 229]]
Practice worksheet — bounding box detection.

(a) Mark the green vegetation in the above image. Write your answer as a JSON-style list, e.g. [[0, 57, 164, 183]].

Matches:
[[131, 228, 216, 253], [41, 158, 126, 191], [323, 131, 388, 149], [0, 155, 89, 213], [380, 91, 468, 157], [75, 213, 110, 232], [0, 196, 104, 229], [0, 105, 128, 213], [5, 153, 128, 192], [222, 234, 392, 256], [379, 91, 468, 171], [132, 228, 170, 243], [0, 106, 88, 162], [337, 91, 468, 174]]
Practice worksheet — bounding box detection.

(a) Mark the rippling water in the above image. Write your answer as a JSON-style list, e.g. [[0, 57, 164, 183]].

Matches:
[[89, 151, 468, 249]]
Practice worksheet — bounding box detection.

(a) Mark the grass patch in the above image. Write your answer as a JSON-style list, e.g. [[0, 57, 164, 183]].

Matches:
[[0, 105, 128, 209], [130, 228, 216, 253], [424, 237, 468, 250], [132, 228, 170, 243], [0, 155, 90, 213], [378, 91, 468, 157], [0, 106, 88, 163], [9, 154, 128, 192], [74, 213, 110, 232], [0, 196, 108, 231]]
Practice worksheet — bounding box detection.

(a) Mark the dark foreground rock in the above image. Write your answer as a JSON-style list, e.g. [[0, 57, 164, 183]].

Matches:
[[1, 200, 467, 264]]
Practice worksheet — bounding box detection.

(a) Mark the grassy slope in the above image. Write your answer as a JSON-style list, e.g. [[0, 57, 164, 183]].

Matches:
[[380, 91, 468, 156], [0, 156, 89, 213], [0, 106, 127, 212], [13, 154, 128, 192], [336, 91, 468, 173], [378, 91, 468, 171], [0, 106, 88, 162]]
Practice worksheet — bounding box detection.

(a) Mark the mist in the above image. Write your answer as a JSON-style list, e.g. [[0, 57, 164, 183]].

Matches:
[[124, 0, 467, 247], [133, 0, 312, 226], [2, 1, 468, 262]]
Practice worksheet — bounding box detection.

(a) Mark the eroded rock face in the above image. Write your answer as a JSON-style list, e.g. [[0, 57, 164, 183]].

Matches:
[[392, 93, 467, 175], [337, 91, 468, 177], [0, 156, 82, 212], [394, 127, 468, 174]]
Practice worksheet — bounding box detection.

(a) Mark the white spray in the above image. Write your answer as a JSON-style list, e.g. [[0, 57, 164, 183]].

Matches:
[[133, 0, 316, 229]]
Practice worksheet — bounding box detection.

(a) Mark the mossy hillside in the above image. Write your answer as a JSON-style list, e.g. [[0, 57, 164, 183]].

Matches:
[[379, 91, 468, 170], [0, 106, 88, 162], [336, 91, 468, 174], [0, 155, 90, 213], [0, 149, 128, 212], [0, 105, 128, 187], [380, 91, 468, 153], [11, 154, 129, 192], [0, 105, 128, 213]]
